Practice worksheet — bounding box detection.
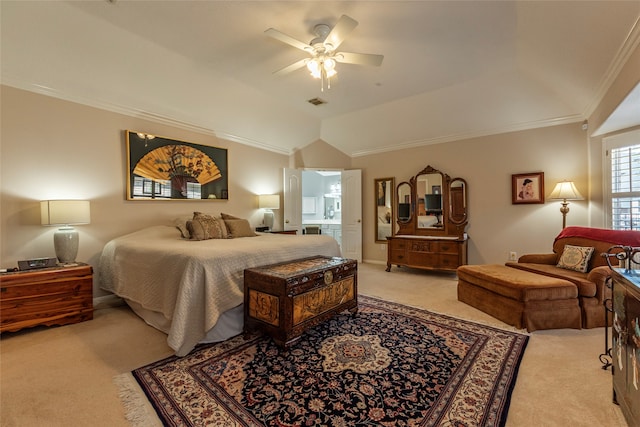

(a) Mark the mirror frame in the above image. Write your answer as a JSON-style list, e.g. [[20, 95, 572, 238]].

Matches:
[[374, 177, 395, 243], [396, 181, 412, 225], [396, 165, 468, 238], [415, 170, 444, 230], [449, 178, 468, 225]]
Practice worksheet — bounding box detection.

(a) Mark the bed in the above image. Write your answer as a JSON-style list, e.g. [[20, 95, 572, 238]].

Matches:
[[98, 224, 341, 356], [418, 215, 440, 228]]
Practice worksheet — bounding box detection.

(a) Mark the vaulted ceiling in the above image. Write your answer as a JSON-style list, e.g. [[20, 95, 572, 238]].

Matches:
[[2, 1, 639, 156]]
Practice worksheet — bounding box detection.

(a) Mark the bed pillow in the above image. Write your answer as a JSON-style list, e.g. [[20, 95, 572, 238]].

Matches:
[[556, 245, 595, 273], [224, 218, 257, 238], [188, 212, 226, 240]]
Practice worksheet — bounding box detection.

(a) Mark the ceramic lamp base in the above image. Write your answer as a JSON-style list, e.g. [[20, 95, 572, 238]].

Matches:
[[54, 226, 79, 263], [264, 211, 274, 231]]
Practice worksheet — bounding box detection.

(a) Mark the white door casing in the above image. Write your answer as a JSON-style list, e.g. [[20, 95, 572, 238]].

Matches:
[[283, 168, 302, 232], [283, 168, 361, 261]]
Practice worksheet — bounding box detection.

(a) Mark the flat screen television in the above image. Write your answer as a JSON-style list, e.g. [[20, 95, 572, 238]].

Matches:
[[398, 203, 411, 220], [425, 194, 442, 213]]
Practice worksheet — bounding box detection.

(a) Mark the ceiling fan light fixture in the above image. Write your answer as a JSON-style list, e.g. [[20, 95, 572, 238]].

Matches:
[[267, 15, 382, 92], [323, 57, 336, 71], [307, 59, 320, 76]]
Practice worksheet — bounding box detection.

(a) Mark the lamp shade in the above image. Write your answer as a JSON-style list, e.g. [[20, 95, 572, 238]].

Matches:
[[41, 200, 91, 225], [258, 194, 280, 210], [548, 181, 584, 201]]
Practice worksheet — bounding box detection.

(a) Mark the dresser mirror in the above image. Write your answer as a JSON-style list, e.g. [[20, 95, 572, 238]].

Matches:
[[397, 182, 412, 224], [395, 165, 468, 238], [449, 178, 468, 224], [416, 171, 444, 229], [374, 177, 395, 243]]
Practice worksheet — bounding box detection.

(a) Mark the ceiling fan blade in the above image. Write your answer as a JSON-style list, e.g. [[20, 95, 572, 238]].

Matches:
[[265, 28, 312, 52], [325, 15, 358, 50], [335, 52, 384, 67], [273, 58, 308, 76]]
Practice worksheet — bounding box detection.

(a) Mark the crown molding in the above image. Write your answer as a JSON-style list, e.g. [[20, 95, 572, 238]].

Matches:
[[1, 79, 291, 156], [582, 15, 640, 118], [350, 114, 583, 157]]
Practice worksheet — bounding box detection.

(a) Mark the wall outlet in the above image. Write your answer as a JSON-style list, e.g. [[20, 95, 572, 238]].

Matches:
[[509, 251, 518, 261]]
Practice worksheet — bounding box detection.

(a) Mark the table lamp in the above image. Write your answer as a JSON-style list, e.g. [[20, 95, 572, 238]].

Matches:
[[41, 200, 91, 264], [258, 194, 280, 231]]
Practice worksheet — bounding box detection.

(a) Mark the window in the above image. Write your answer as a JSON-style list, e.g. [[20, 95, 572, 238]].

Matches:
[[605, 129, 640, 230], [186, 182, 201, 199], [132, 176, 171, 198]]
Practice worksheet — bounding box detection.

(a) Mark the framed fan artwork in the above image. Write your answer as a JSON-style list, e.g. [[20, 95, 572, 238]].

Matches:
[[126, 130, 228, 200]]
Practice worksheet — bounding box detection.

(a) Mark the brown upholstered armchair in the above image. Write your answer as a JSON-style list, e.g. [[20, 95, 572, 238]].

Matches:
[[506, 227, 640, 328]]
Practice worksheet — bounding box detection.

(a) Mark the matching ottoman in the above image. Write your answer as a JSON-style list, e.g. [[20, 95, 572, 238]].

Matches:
[[457, 264, 582, 332]]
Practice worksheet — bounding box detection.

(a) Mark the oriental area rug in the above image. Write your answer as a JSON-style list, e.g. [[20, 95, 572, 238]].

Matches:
[[130, 296, 528, 427]]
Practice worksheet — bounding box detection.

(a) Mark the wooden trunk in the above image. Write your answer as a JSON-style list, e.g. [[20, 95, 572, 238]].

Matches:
[[244, 256, 357, 348], [1, 264, 93, 333]]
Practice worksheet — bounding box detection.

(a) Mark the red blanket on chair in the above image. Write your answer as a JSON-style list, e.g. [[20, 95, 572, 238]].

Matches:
[[555, 226, 640, 247]]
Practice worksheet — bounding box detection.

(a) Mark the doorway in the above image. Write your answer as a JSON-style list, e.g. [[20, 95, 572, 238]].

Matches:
[[283, 169, 362, 262]]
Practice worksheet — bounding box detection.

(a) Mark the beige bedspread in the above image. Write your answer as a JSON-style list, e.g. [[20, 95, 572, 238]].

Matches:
[[98, 225, 342, 355]]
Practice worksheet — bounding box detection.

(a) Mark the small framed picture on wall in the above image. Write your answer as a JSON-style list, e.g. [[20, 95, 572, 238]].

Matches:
[[512, 172, 544, 204]]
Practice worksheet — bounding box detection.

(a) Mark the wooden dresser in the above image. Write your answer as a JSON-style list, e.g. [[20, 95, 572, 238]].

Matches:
[[0, 263, 93, 333], [610, 268, 640, 425], [244, 256, 357, 348], [386, 165, 469, 273], [386, 235, 468, 272]]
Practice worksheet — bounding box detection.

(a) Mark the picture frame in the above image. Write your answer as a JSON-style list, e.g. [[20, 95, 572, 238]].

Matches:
[[512, 172, 544, 204], [126, 130, 228, 200]]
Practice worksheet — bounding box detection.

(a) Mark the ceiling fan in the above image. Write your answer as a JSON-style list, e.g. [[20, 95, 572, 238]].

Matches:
[[265, 15, 384, 91]]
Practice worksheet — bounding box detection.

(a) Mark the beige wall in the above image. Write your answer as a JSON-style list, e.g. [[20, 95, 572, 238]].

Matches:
[[353, 123, 590, 265], [0, 86, 288, 297], [2, 40, 638, 296], [289, 139, 352, 169], [352, 41, 640, 265]]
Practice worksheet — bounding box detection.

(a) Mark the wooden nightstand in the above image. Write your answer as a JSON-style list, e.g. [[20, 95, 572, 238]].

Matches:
[[255, 227, 298, 235], [0, 263, 93, 333]]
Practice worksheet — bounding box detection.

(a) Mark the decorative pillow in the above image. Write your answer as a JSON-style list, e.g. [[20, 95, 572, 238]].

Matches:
[[173, 216, 192, 239], [224, 219, 257, 238], [221, 212, 242, 220], [557, 245, 595, 273], [188, 212, 225, 240], [215, 216, 229, 239]]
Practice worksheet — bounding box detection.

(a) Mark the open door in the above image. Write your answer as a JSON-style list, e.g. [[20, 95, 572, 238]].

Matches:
[[283, 168, 302, 232], [341, 169, 362, 262]]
